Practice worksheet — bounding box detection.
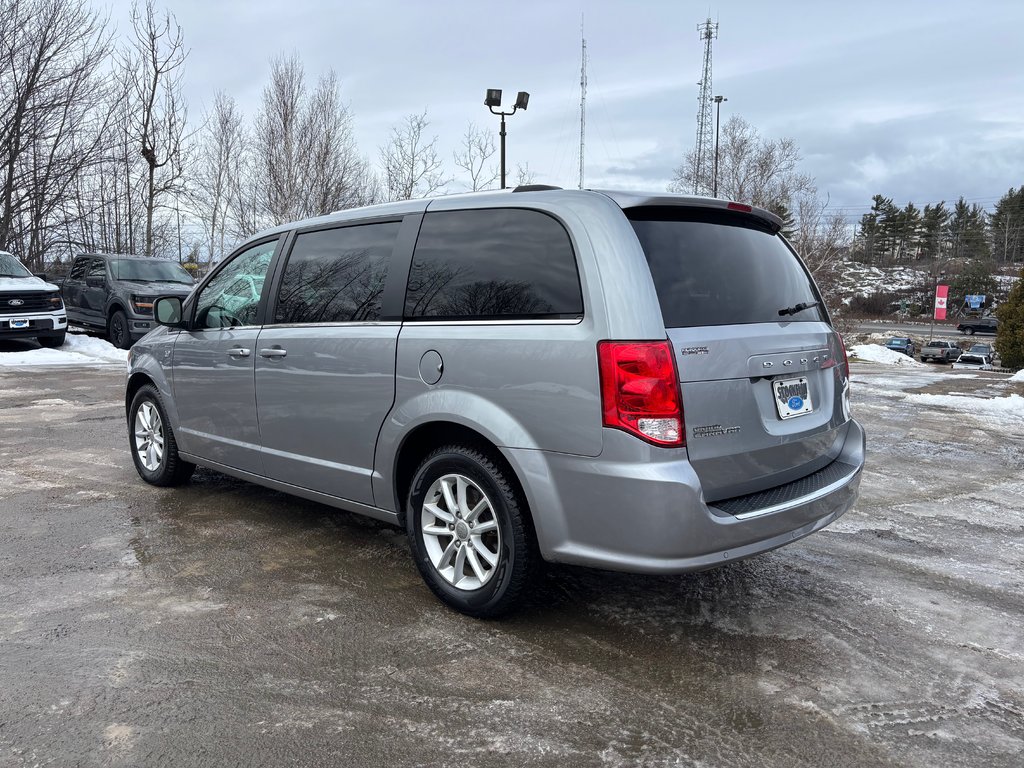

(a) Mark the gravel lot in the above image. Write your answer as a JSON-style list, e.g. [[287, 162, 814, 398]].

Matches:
[[1, 358, 1022, 767]]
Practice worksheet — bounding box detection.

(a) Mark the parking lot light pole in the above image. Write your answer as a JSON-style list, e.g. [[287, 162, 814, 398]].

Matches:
[[485, 89, 529, 189], [712, 95, 727, 198]]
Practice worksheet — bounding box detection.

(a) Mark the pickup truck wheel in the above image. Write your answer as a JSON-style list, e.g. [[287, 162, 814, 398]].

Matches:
[[965, 328, 975, 336], [128, 384, 195, 486], [37, 331, 66, 348], [108, 310, 131, 349]]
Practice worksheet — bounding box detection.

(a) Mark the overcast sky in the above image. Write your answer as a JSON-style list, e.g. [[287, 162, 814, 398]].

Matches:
[[106, 0, 1024, 222]]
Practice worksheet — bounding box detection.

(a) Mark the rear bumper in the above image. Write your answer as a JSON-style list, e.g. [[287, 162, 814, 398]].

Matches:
[[0, 311, 66, 339], [504, 419, 865, 574]]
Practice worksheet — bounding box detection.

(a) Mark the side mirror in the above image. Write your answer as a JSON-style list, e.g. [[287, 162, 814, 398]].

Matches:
[[34, 272, 47, 281], [85, 275, 104, 288], [154, 296, 185, 328]]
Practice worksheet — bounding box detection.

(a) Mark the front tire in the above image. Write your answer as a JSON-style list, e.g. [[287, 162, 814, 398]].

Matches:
[[109, 310, 131, 349], [406, 444, 537, 618], [37, 331, 66, 348], [128, 384, 195, 486]]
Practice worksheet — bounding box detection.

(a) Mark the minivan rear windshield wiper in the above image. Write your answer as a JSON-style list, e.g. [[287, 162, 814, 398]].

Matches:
[[778, 301, 820, 316]]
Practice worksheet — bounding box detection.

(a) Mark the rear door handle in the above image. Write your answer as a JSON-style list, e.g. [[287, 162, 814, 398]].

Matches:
[[226, 347, 251, 358], [259, 348, 287, 358]]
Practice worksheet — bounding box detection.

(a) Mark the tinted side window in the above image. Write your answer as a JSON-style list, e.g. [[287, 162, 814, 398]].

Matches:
[[404, 208, 583, 320], [274, 221, 400, 324], [68, 258, 88, 280], [86, 259, 106, 279], [194, 240, 277, 329]]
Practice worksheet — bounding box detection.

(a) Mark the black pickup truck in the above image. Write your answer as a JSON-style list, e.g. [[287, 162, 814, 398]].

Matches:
[[61, 254, 195, 348], [956, 317, 998, 336]]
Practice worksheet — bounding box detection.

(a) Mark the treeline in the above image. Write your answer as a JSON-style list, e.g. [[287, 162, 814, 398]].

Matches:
[[852, 189, 1024, 266], [1, 0, 513, 272]]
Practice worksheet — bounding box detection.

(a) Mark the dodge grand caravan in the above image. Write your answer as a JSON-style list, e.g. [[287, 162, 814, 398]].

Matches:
[[126, 188, 865, 617]]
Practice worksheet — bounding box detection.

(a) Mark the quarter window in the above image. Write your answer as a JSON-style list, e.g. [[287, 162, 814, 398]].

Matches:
[[273, 222, 400, 324], [404, 209, 583, 320], [193, 240, 277, 329]]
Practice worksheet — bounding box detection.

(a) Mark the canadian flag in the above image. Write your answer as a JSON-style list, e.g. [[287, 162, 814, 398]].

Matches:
[[934, 284, 949, 320]]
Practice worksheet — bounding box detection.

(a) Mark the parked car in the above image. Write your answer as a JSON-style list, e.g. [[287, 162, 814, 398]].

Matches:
[[61, 254, 194, 348], [968, 342, 994, 357], [952, 354, 993, 370], [920, 340, 961, 363], [957, 317, 998, 335], [884, 336, 916, 356], [126, 189, 865, 617], [0, 250, 67, 347]]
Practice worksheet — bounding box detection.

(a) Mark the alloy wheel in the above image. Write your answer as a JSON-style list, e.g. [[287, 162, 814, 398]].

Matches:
[[134, 400, 165, 472], [420, 473, 502, 590]]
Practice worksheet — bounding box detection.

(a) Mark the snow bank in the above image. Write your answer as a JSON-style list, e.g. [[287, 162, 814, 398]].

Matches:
[[904, 392, 1024, 429], [850, 344, 926, 367], [0, 332, 128, 368], [1010, 369, 1024, 383]]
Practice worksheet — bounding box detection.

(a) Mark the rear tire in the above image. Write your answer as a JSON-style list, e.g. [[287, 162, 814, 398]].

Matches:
[[406, 444, 538, 618], [37, 331, 66, 348], [109, 310, 131, 349], [128, 384, 195, 487]]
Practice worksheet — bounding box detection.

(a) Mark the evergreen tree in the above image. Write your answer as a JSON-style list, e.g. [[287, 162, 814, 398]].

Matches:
[[995, 268, 1024, 369], [947, 197, 990, 261], [921, 202, 949, 260], [990, 187, 1024, 264]]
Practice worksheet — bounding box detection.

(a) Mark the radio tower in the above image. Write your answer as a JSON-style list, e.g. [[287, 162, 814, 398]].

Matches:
[[578, 18, 587, 189], [693, 18, 718, 195]]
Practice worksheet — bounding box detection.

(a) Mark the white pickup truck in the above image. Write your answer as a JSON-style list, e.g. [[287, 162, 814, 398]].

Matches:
[[0, 251, 67, 347]]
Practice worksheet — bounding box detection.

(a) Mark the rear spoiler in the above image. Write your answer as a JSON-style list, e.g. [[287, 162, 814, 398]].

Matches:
[[594, 190, 784, 232]]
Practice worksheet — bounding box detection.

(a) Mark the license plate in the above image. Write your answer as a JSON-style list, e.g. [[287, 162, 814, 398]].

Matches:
[[9, 319, 29, 329], [773, 376, 813, 419]]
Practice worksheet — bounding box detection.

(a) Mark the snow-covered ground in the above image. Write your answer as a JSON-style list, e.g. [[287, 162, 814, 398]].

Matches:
[[0, 332, 127, 368]]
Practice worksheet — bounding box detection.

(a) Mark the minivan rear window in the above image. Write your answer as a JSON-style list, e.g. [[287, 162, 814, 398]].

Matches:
[[627, 207, 826, 328]]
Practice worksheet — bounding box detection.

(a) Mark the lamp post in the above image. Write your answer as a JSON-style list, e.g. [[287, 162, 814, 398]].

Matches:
[[485, 89, 529, 189], [712, 95, 727, 198]]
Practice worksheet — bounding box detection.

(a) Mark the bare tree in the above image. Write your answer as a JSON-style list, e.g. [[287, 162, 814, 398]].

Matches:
[[790, 191, 849, 276], [252, 54, 374, 229], [453, 122, 498, 192], [0, 0, 114, 269], [379, 111, 448, 201], [191, 91, 244, 264], [300, 69, 376, 214], [670, 115, 813, 210], [514, 162, 537, 187], [126, 0, 189, 257]]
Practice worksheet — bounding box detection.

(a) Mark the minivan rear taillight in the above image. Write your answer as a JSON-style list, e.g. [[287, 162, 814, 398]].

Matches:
[[597, 340, 684, 447], [837, 333, 850, 379]]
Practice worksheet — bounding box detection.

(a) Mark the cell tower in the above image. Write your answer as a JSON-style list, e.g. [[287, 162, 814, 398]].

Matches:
[[579, 18, 587, 190], [693, 18, 718, 196]]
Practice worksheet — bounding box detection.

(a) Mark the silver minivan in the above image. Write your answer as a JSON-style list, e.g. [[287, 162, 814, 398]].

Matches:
[[126, 189, 865, 616]]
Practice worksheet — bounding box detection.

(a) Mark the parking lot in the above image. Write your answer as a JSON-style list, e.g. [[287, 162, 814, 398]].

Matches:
[[1, 357, 1022, 767]]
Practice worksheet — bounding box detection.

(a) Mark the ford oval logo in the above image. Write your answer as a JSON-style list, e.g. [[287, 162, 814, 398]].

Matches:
[[8, 299, 24, 306]]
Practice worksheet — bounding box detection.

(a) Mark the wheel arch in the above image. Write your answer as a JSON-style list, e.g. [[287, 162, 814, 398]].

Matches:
[[391, 421, 532, 533]]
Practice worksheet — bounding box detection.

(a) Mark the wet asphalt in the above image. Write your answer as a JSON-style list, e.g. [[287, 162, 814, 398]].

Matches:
[[0, 361, 1022, 767]]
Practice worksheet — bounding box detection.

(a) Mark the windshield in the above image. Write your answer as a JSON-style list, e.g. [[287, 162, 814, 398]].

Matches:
[[886, 338, 909, 345], [0, 251, 32, 278], [628, 207, 826, 328], [111, 259, 193, 284]]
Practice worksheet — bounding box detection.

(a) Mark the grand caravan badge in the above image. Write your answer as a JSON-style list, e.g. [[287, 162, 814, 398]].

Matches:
[[691, 423, 741, 438]]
